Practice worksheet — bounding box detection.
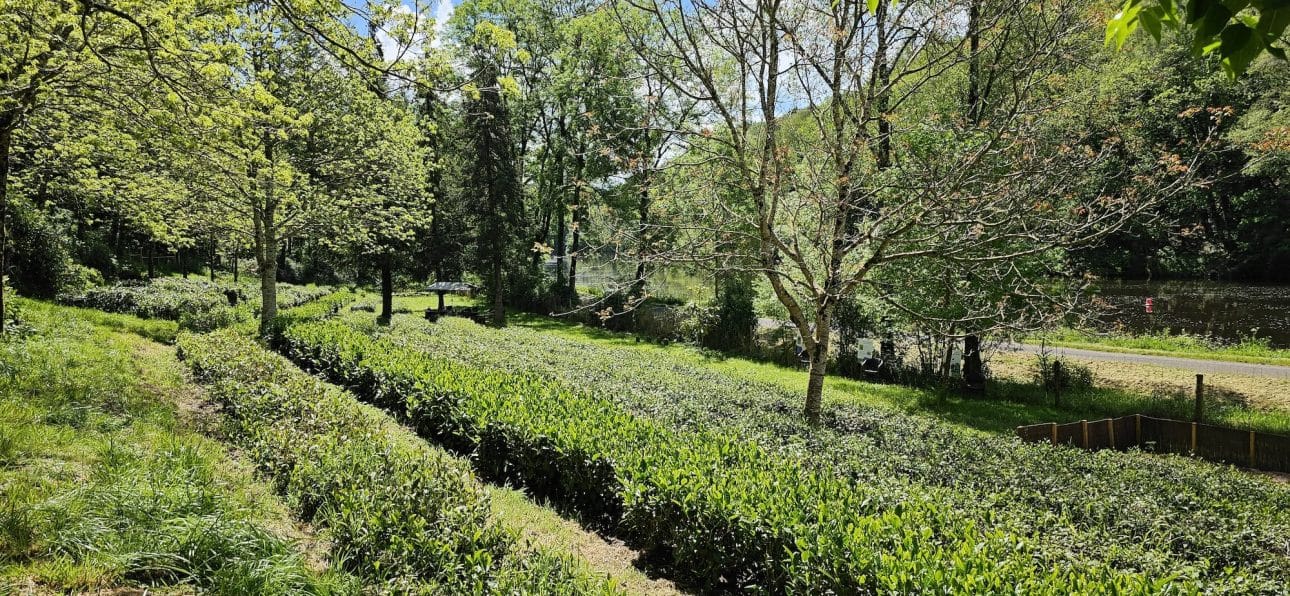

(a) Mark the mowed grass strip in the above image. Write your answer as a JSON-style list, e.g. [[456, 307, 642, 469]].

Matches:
[[0, 301, 356, 594]]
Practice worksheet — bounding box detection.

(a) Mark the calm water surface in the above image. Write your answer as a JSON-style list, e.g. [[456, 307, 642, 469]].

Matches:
[[1093, 281, 1290, 348]]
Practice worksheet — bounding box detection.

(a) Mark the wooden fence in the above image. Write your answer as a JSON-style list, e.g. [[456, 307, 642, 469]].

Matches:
[[1016, 415, 1290, 473]]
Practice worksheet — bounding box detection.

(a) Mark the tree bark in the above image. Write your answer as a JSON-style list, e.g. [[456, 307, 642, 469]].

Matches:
[[378, 251, 393, 325], [490, 258, 505, 327], [0, 124, 10, 333], [633, 173, 651, 296], [566, 149, 586, 298], [804, 322, 831, 424], [967, 0, 982, 124], [256, 218, 278, 338]]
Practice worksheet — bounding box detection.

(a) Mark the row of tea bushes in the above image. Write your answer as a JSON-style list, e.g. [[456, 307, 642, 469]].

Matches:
[[177, 330, 621, 594], [60, 278, 336, 332], [275, 318, 1180, 594], [62, 278, 239, 331], [352, 314, 1290, 592]]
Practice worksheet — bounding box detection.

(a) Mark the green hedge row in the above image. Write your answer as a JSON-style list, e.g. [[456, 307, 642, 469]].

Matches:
[[350, 315, 1290, 591], [61, 279, 335, 332], [275, 318, 1178, 594], [177, 330, 621, 594]]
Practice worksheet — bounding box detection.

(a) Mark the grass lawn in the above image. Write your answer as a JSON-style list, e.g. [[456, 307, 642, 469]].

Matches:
[[0, 299, 357, 594], [506, 312, 1290, 435]]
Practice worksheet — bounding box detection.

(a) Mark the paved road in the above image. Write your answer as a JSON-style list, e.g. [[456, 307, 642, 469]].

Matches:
[[1007, 343, 1290, 379]]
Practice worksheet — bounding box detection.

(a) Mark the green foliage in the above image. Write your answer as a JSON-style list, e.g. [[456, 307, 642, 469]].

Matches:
[[701, 273, 756, 352], [59, 279, 335, 333], [1033, 350, 1097, 404], [7, 201, 75, 299], [0, 301, 355, 593], [177, 329, 620, 594], [1108, 0, 1289, 76], [60, 278, 243, 332], [273, 307, 1290, 592]]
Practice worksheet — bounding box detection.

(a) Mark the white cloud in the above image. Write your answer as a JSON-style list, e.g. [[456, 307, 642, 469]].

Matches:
[[432, 0, 454, 48]]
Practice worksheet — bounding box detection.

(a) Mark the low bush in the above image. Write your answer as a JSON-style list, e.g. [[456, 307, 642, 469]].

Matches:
[[296, 310, 1290, 593], [61, 278, 239, 331], [275, 315, 1206, 593], [178, 330, 619, 594], [60, 278, 335, 333]]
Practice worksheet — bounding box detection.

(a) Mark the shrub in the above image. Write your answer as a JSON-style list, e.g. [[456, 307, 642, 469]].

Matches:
[[287, 310, 1290, 593], [59, 279, 334, 333], [274, 316, 1201, 593], [1034, 350, 1095, 403], [8, 201, 74, 299], [178, 330, 619, 594]]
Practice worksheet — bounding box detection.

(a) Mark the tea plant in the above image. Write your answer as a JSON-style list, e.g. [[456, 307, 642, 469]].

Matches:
[[178, 330, 621, 594], [60, 278, 334, 333], [275, 313, 1250, 593]]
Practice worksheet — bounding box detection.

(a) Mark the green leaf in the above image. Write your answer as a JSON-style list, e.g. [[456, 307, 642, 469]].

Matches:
[[1219, 23, 1262, 74]]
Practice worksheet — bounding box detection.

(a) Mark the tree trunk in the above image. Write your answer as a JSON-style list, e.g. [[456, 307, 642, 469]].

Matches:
[[181, 247, 189, 279], [0, 124, 10, 333], [490, 258, 505, 327], [567, 211, 580, 297], [209, 237, 217, 282], [566, 151, 585, 298], [257, 225, 278, 338], [232, 249, 239, 283], [112, 211, 123, 280], [804, 328, 830, 425], [633, 173, 651, 296], [967, 0, 982, 124], [147, 242, 156, 279], [378, 252, 393, 325]]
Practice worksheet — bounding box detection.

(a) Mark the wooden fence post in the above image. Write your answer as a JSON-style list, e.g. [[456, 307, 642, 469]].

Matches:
[[1107, 418, 1115, 449], [1135, 414, 1142, 446], [1191, 422, 1198, 453], [1050, 422, 1057, 446], [1081, 420, 1089, 449], [1194, 374, 1204, 422], [1249, 431, 1256, 468]]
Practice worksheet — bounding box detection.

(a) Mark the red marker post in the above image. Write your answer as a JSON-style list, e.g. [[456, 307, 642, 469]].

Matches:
[[1145, 297, 1154, 313]]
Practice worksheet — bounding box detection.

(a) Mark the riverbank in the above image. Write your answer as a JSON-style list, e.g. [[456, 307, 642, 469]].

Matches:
[[1026, 328, 1290, 366]]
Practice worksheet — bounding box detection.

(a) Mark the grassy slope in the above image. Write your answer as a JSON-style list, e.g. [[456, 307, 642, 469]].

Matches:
[[1026, 328, 1290, 366], [0, 300, 357, 594]]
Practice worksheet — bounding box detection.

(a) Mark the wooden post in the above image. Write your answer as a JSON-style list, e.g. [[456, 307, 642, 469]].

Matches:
[[1135, 414, 1142, 446], [1194, 374, 1204, 423], [1107, 418, 1115, 450], [1081, 420, 1088, 449], [1249, 431, 1256, 468], [1190, 422, 1197, 453], [1050, 422, 1057, 446]]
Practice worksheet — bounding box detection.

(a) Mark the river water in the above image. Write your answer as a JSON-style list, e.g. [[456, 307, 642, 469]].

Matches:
[[1093, 281, 1290, 348]]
